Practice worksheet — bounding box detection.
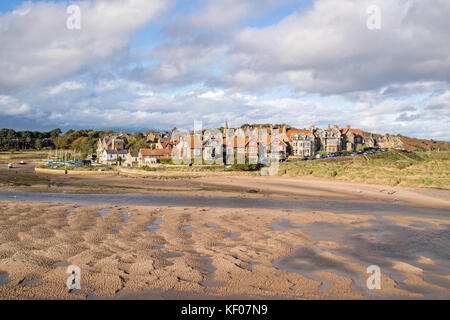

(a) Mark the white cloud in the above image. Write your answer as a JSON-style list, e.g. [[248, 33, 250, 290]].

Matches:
[[49, 81, 85, 95], [146, 0, 450, 96], [0, 0, 448, 141], [426, 91, 450, 111], [0, 95, 31, 116], [198, 90, 226, 100], [224, 0, 450, 94], [0, 0, 172, 92], [2, 78, 449, 140]]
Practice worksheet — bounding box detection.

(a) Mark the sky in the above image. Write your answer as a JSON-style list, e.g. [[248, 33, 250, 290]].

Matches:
[[0, 0, 449, 140]]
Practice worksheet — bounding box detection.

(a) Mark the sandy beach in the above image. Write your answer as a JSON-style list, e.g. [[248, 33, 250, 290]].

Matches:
[[0, 162, 449, 299], [0, 187, 449, 299]]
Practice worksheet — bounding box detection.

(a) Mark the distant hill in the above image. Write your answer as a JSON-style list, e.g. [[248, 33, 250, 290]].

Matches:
[[361, 131, 449, 152], [398, 136, 450, 152]]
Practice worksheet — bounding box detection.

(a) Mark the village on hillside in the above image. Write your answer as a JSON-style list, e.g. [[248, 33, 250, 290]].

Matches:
[[94, 123, 405, 167]]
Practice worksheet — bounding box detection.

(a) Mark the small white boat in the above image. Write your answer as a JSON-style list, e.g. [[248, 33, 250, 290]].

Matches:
[[7, 163, 13, 169]]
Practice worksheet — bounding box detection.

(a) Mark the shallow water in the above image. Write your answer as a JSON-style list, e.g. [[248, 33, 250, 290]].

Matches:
[[163, 252, 185, 258], [145, 225, 160, 232], [206, 224, 221, 228], [215, 243, 226, 247], [20, 278, 42, 287], [278, 217, 450, 298], [52, 261, 70, 267], [269, 219, 303, 231], [181, 226, 196, 231], [146, 218, 163, 232], [199, 280, 225, 287], [0, 273, 10, 286], [199, 256, 216, 275], [274, 246, 360, 295], [121, 212, 131, 223], [93, 208, 111, 216], [227, 231, 241, 238], [1, 191, 448, 218]]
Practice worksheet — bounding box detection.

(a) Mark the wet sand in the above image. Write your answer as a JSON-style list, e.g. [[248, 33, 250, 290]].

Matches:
[[1, 164, 449, 299], [0, 200, 448, 300]]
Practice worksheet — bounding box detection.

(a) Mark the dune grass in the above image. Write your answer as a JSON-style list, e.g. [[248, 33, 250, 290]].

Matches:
[[278, 150, 450, 188]]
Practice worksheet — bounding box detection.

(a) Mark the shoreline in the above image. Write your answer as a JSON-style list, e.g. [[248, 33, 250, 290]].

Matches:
[[0, 191, 449, 218], [1, 162, 449, 209]]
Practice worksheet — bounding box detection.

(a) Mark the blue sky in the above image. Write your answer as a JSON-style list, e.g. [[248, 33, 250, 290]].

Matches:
[[0, 0, 449, 140]]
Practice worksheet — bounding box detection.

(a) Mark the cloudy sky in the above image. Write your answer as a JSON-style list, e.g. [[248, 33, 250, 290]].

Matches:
[[0, 0, 449, 140]]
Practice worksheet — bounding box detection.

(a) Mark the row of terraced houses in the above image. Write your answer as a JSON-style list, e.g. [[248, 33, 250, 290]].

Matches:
[[96, 124, 404, 166]]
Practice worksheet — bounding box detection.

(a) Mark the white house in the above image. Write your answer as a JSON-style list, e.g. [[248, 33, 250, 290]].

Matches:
[[100, 149, 128, 165]]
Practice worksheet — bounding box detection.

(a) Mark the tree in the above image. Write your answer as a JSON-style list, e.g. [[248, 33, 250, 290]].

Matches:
[[126, 132, 148, 152], [34, 139, 42, 150], [49, 128, 62, 138], [71, 136, 90, 153]]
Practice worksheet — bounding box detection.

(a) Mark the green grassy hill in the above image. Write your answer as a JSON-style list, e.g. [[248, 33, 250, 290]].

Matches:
[[278, 150, 450, 188]]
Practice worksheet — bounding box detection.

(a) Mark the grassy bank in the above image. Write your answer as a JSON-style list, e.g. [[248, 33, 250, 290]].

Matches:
[[278, 150, 450, 188], [0, 151, 49, 161], [0, 174, 50, 187]]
